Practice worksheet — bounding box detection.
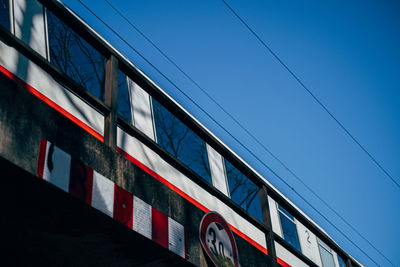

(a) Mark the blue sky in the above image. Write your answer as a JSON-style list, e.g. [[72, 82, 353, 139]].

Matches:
[[61, 0, 400, 265]]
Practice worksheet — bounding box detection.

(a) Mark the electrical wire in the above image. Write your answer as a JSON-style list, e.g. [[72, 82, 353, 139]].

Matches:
[[74, 0, 381, 266], [220, 0, 400, 191], [98, 1, 394, 266]]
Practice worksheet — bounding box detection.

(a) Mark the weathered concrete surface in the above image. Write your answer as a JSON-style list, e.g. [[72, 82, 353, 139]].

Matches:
[[0, 156, 193, 266], [0, 72, 272, 266]]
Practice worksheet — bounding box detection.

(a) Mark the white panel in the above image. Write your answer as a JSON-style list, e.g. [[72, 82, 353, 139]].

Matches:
[[92, 171, 114, 217], [268, 196, 283, 237], [133, 196, 152, 239], [13, 0, 47, 57], [117, 128, 267, 250], [0, 38, 22, 75], [206, 144, 228, 196], [42, 141, 71, 192], [168, 217, 185, 258], [275, 241, 309, 267], [296, 220, 323, 266], [0, 40, 104, 136], [128, 78, 155, 140], [332, 250, 340, 267]]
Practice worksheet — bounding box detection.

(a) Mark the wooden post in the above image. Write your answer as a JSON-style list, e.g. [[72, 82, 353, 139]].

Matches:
[[259, 185, 279, 267], [104, 55, 118, 149], [345, 258, 353, 267]]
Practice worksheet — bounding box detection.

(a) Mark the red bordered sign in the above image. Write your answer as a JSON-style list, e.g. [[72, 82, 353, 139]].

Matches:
[[199, 212, 240, 267]]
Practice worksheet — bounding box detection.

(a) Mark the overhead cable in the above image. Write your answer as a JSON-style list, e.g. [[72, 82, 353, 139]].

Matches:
[[99, 1, 394, 266], [221, 0, 400, 191], [75, 1, 380, 265]]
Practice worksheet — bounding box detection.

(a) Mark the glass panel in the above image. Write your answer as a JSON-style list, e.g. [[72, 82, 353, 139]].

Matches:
[[224, 159, 262, 222], [338, 255, 346, 267], [46, 10, 106, 100], [0, 0, 10, 30], [319, 244, 335, 267], [117, 70, 132, 123], [279, 210, 301, 251], [152, 98, 211, 183], [278, 204, 295, 221]]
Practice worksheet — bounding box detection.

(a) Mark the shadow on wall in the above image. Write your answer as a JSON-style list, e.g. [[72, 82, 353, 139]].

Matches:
[[15, 0, 47, 81]]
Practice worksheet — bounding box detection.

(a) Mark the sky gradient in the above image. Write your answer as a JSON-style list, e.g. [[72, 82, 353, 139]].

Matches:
[[60, 0, 400, 265]]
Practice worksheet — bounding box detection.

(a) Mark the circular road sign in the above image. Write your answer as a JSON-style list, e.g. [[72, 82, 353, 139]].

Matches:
[[199, 212, 239, 267]]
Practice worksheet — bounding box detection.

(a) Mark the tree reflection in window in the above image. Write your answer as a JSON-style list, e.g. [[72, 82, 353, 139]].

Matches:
[[0, 0, 10, 30], [152, 98, 211, 184], [46, 10, 106, 100], [224, 159, 262, 222], [278, 204, 301, 252], [117, 70, 132, 123]]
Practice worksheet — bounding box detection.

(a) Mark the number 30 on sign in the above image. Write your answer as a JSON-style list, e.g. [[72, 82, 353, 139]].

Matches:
[[199, 212, 240, 267]]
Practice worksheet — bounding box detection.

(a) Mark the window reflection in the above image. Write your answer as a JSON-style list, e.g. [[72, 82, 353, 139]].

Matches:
[[47, 10, 106, 100], [152, 98, 211, 183], [0, 0, 10, 30], [117, 70, 132, 123], [225, 159, 262, 222], [318, 240, 335, 267], [278, 204, 301, 251], [337, 255, 346, 267]]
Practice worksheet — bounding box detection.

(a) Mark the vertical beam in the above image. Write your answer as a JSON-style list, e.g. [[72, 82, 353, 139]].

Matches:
[[104, 55, 118, 149], [259, 185, 279, 267], [345, 258, 353, 267]]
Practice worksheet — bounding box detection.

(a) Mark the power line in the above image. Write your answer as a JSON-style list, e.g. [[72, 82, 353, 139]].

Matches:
[[75, 1, 380, 266], [97, 1, 393, 266], [221, 0, 400, 191]]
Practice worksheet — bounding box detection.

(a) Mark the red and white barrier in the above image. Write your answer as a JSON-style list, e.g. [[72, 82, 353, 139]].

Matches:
[[37, 139, 188, 259]]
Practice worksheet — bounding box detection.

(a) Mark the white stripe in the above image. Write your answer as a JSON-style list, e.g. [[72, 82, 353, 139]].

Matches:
[[133, 196, 152, 239], [168, 217, 185, 258], [117, 128, 267, 249], [91, 171, 114, 217], [275, 241, 309, 267], [43, 141, 71, 192], [0, 40, 104, 136]]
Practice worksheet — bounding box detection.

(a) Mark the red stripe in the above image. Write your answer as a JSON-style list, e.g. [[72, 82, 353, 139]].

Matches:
[[117, 148, 293, 264], [117, 147, 273, 256], [113, 184, 133, 228], [37, 139, 47, 178], [152, 207, 168, 249], [277, 257, 291, 267], [69, 158, 93, 204], [117, 147, 209, 213], [229, 224, 268, 255], [0, 65, 103, 142], [1, 64, 291, 267]]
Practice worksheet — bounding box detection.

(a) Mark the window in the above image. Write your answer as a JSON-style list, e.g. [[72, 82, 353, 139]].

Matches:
[[152, 98, 211, 183], [318, 239, 335, 267], [0, 0, 10, 30], [46, 10, 106, 100], [277, 204, 301, 251], [224, 159, 262, 222], [337, 255, 346, 267], [117, 70, 132, 123]]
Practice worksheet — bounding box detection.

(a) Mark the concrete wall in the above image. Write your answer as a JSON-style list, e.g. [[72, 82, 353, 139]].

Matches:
[[0, 67, 270, 266]]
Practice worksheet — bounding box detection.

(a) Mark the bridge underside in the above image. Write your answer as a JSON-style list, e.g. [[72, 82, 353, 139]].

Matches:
[[0, 157, 193, 267]]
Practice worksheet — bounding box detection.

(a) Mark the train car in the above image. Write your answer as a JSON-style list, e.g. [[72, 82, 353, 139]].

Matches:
[[0, 0, 364, 266]]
